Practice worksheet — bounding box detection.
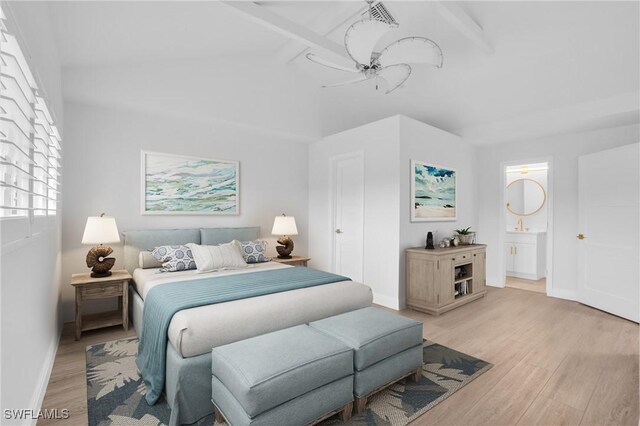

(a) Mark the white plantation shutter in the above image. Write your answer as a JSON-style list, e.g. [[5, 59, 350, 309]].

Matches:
[[0, 9, 61, 221]]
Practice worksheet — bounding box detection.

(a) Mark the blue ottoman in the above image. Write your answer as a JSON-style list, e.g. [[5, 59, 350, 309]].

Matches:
[[309, 307, 423, 414], [211, 325, 354, 425]]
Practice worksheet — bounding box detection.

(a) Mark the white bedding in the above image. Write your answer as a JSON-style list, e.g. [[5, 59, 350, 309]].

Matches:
[[132, 263, 373, 358], [132, 261, 290, 300]]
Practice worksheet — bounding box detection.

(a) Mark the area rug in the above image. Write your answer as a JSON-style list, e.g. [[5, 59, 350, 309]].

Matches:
[[86, 338, 491, 426]]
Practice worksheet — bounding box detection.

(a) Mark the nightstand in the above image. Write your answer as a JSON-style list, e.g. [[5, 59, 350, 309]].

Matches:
[[272, 256, 311, 267], [71, 269, 131, 340]]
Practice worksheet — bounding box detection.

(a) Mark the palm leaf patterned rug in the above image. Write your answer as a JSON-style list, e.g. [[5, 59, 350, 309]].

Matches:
[[86, 338, 491, 426]]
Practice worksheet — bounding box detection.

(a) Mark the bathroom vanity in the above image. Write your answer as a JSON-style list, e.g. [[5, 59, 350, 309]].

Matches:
[[504, 231, 546, 280]]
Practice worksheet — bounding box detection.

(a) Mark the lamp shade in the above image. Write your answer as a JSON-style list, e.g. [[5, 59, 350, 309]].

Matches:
[[81, 216, 120, 245], [272, 215, 298, 236]]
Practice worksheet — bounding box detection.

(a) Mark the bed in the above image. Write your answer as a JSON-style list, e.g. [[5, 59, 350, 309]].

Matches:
[[123, 227, 373, 426]]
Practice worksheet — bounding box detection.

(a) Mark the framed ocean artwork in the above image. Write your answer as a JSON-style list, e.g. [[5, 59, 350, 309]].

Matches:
[[411, 160, 457, 222], [141, 151, 239, 215]]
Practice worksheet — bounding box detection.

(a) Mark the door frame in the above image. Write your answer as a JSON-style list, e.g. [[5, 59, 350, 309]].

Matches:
[[498, 156, 554, 295], [329, 150, 365, 279]]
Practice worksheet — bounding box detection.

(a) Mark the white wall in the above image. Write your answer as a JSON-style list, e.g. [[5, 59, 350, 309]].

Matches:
[[0, 2, 63, 422], [308, 116, 401, 308], [477, 123, 640, 299], [60, 103, 310, 321], [309, 115, 478, 309], [398, 116, 479, 308]]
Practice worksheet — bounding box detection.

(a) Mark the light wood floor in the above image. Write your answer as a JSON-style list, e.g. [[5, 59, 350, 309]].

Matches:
[[506, 276, 546, 294], [39, 287, 639, 426]]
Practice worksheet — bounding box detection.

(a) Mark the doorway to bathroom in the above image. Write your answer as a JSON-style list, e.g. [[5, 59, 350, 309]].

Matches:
[[501, 161, 551, 294]]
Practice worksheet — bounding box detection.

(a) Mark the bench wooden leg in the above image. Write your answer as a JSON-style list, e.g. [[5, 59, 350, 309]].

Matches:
[[214, 408, 225, 424], [413, 366, 423, 383], [338, 402, 353, 422], [355, 396, 367, 415]]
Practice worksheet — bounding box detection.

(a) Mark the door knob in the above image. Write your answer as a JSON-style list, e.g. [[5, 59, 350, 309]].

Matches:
[[335, 229, 343, 234], [577, 234, 586, 240]]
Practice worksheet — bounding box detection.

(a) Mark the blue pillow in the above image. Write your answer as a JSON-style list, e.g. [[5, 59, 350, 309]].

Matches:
[[239, 240, 268, 263], [151, 245, 197, 272]]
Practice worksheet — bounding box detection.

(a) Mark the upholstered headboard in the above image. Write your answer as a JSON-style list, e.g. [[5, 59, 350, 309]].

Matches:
[[121, 227, 260, 273]]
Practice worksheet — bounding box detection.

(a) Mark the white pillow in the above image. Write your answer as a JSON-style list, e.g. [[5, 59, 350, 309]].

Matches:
[[139, 251, 163, 269], [186, 241, 248, 272]]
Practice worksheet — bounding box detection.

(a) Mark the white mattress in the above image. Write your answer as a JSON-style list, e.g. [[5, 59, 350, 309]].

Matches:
[[132, 263, 373, 358]]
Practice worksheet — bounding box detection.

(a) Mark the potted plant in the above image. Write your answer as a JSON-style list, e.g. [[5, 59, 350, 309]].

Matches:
[[454, 227, 476, 245]]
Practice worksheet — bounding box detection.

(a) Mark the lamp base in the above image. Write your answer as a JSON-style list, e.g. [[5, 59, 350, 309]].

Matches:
[[276, 236, 294, 259], [86, 245, 116, 278]]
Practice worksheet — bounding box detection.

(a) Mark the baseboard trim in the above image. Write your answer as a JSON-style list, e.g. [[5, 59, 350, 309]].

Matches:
[[28, 328, 61, 425], [372, 292, 401, 310], [547, 288, 577, 301]]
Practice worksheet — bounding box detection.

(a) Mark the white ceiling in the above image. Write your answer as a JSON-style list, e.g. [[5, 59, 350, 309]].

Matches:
[[46, 1, 640, 143]]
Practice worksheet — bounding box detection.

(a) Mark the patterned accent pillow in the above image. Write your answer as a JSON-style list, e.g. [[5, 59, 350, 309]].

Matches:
[[151, 245, 197, 272], [239, 240, 269, 263]]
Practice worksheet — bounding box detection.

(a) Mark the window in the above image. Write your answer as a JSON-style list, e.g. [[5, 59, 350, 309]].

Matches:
[[0, 9, 61, 221]]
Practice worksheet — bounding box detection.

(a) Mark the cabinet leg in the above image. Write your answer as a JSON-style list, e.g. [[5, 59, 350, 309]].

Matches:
[[75, 290, 82, 341], [413, 366, 423, 383], [355, 396, 367, 415], [338, 402, 353, 422], [122, 282, 129, 331]]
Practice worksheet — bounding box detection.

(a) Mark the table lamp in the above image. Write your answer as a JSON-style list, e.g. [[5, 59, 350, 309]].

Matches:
[[272, 214, 298, 259], [81, 213, 120, 278]]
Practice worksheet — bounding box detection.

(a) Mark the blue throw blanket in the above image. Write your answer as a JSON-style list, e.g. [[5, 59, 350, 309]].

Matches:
[[136, 267, 351, 405]]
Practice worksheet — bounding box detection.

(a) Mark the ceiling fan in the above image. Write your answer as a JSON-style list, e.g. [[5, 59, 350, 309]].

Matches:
[[306, 0, 443, 94]]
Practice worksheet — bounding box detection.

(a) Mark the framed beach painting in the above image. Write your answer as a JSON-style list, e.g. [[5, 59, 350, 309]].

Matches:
[[411, 160, 457, 222], [141, 151, 239, 215]]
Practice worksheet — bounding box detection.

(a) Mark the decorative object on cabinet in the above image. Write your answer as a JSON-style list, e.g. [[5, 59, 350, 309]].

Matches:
[[505, 178, 546, 216], [406, 245, 487, 315], [272, 214, 299, 259], [411, 160, 456, 222], [82, 214, 120, 278], [454, 227, 476, 245], [425, 231, 434, 249], [141, 151, 239, 215]]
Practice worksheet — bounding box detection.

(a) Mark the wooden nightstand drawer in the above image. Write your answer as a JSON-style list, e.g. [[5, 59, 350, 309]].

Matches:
[[82, 283, 123, 299]]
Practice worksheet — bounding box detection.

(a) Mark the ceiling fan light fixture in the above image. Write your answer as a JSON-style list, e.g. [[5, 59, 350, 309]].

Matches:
[[307, 0, 443, 94]]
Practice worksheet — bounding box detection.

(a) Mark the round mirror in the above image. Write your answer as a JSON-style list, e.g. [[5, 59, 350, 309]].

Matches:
[[505, 178, 546, 216]]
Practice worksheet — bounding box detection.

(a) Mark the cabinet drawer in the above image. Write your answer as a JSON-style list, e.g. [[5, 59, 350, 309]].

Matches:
[[451, 252, 472, 264], [82, 283, 123, 299]]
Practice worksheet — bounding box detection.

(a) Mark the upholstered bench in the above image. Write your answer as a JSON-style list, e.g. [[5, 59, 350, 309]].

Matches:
[[309, 307, 424, 414], [211, 325, 355, 425]]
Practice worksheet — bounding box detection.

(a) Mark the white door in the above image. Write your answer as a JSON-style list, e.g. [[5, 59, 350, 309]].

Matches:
[[331, 152, 365, 282], [578, 143, 639, 322]]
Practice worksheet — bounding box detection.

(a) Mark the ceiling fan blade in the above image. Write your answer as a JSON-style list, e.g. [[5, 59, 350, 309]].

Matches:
[[305, 53, 359, 73], [378, 37, 443, 68], [376, 64, 412, 94], [321, 74, 369, 88], [345, 19, 395, 66]]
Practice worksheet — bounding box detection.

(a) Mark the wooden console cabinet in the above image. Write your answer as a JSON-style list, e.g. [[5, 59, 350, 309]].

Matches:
[[405, 244, 487, 315]]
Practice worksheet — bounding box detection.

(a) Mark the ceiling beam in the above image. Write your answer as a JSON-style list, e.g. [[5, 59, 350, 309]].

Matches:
[[221, 1, 350, 61], [435, 2, 494, 55], [277, 3, 367, 64]]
